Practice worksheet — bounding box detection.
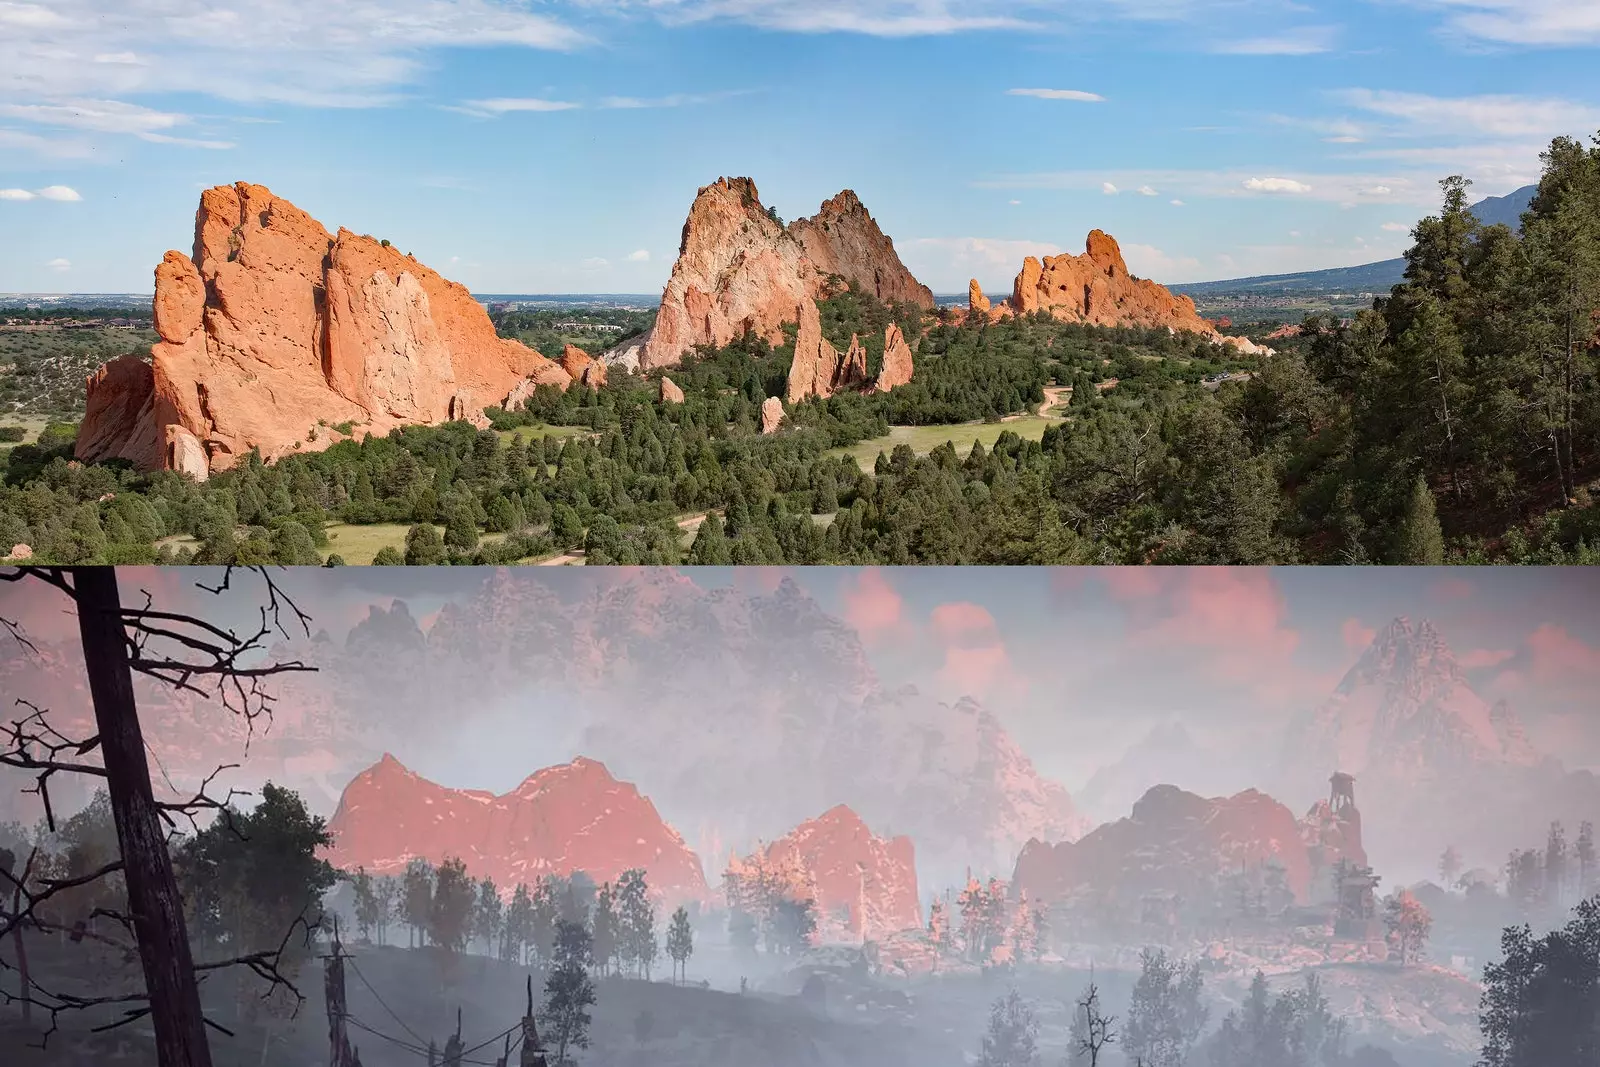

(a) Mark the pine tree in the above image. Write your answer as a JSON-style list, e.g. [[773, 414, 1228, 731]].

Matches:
[[1396, 474, 1445, 564], [541, 919, 597, 1066], [429, 857, 476, 953], [1439, 845, 1463, 890], [591, 883, 619, 977], [977, 989, 1038, 1067], [474, 876, 503, 956], [402, 858, 434, 947], [506, 882, 534, 964], [666, 905, 694, 985]]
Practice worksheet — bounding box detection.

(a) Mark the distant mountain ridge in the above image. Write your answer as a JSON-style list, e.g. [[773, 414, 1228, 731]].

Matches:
[[1173, 184, 1536, 296]]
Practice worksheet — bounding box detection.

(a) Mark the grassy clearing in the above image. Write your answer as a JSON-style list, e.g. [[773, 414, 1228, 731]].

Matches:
[[827, 415, 1063, 472], [493, 423, 592, 446], [156, 522, 511, 565], [0, 415, 52, 459]]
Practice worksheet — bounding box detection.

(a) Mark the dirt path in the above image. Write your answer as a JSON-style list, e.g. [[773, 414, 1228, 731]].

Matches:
[[1039, 384, 1070, 417], [677, 512, 709, 531]]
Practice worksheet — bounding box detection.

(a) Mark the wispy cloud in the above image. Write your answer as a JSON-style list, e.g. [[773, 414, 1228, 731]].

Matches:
[[598, 90, 750, 109], [612, 0, 1033, 36], [1211, 24, 1338, 55], [46, 257, 70, 271], [626, 249, 650, 262], [976, 168, 1436, 205], [1334, 88, 1600, 139], [1102, 181, 1119, 194], [449, 97, 582, 118], [1420, 0, 1600, 46], [1006, 88, 1105, 102]]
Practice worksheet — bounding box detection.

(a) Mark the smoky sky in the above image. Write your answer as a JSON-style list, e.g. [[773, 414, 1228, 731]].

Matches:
[[5, 565, 1598, 801]]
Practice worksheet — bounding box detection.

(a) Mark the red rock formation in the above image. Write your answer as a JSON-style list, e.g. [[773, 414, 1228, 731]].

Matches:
[[1267, 323, 1302, 341], [634, 177, 932, 371], [1001, 230, 1272, 356], [560, 344, 606, 388], [324, 754, 708, 904], [5, 544, 30, 561], [760, 395, 784, 434], [968, 279, 991, 317], [785, 299, 841, 404], [789, 190, 935, 310], [1300, 796, 1368, 905], [1013, 784, 1328, 910], [659, 376, 685, 404], [875, 324, 914, 392], [76, 182, 570, 477], [839, 334, 869, 389], [730, 805, 921, 940]]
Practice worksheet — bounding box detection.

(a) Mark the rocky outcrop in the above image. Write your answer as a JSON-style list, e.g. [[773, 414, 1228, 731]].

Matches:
[[76, 182, 570, 477], [875, 324, 914, 392], [760, 395, 784, 434], [785, 299, 914, 403], [1013, 784, 1330, 912], [324, 754, 708, 904], [5, 544, 30, 561], [968, 279, 991, 317], [630, 178, 932, 371], [729, 805, 921, 941], [560, 344, 606, 388], [659, 376, 685, 404], [789, 190, 935, 310], [999, 230, 1272, 355], [785, 299, 841, 404]]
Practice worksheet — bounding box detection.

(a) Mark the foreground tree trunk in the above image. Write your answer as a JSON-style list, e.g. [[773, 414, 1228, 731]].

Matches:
[[73, 567, 213, 1067]]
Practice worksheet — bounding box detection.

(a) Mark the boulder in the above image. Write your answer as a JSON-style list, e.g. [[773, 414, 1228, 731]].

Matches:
[[561, 343, 606, 388], [659, 376, 685, 404], [6, 544, 31, 561], [75, 181, 570, 478], [760, 395, 784, 434]]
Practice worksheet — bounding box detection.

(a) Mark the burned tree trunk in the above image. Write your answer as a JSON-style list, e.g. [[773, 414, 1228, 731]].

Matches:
[[72, 567, 213, 1067]]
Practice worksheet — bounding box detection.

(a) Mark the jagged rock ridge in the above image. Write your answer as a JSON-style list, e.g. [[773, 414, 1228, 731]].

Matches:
[[324, 753, 709, 904], [619, 177, 933, 372]]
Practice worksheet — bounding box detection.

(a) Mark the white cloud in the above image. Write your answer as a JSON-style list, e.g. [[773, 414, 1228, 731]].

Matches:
[[1102, 182, 1119, 194], [1335, 88, 1600, 140], [1211, 25, 1337, 55], [1364, 185, 1393, 196], [1170, 198, 1184, 206], [1289, 230, 1301, 238], [1422, 0, 1600, 46], [1381, 221, 1410, 232], [2, 0, 589, 120], [1006, 88, 1105, 102], [626, 249, 650, 262], [599, 90, 749, 109], [453, 97, 581, 117], [46, 258, 70, 271], [0, 184, 81, 201], [580, 256, 610, 269], [1136, 184, 1158, 196], [1008, 199, 1021, 205], [1244, 176, 1313, 194]]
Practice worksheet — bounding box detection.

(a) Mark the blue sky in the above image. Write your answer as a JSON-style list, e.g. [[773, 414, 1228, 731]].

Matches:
[[1, 0, 1597, 293]]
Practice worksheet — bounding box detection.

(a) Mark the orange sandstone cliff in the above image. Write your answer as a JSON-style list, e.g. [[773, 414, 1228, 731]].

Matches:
[[76, 182, 575, 479], [621, 178, 933, 373]]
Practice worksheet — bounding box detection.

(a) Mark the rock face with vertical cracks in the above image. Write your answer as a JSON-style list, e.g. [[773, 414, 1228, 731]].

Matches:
[[76, 182, 570, 478], [631, 177, 934, 372]]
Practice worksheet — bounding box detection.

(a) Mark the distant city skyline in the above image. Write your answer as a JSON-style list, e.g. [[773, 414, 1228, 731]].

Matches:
[[2, 1, 1596, 292]]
